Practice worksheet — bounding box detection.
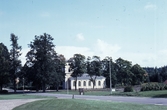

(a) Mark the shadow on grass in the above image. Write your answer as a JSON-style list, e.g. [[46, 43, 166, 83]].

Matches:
[[152, 94, 167, 98]]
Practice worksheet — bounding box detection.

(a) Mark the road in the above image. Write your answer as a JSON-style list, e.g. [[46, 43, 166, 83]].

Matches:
[[28, 93, 167, 106]]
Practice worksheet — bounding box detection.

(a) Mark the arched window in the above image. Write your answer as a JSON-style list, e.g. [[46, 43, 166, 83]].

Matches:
[[83, 81, 86, 86], [78, 81, 81, 86], [73, 81, 76, 87], [98, 81, 101, 86], [94, 81, 96, 86], [88, 81, 91, 86]]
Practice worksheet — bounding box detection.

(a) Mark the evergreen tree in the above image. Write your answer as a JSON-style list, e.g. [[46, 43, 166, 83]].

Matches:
[[9, 34, 22, 93]]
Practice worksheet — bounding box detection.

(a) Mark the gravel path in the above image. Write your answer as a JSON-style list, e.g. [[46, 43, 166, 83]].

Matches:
[[0, 99, 44, 110]]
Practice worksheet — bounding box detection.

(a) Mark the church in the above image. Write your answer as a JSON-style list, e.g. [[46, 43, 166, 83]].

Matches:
[[64, 63, 106, 90]]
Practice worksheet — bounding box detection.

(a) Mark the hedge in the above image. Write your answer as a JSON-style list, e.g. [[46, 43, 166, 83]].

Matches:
[[141, 83, 167, 91], [124, 86, 133, 92], [0, 90, 8, 94]]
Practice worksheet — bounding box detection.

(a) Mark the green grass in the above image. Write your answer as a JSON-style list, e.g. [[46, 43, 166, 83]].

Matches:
[[52, 90, 167, 98], [0, 94, 50, 100], [13, 99, 167, 110], [138, 90, 167, 98], [111, 90, 167, 98]]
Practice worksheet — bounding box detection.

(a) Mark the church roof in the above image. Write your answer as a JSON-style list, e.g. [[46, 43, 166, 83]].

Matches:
[[69, 73, 105, 80]]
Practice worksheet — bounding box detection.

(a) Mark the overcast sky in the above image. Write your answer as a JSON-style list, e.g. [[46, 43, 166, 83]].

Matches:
[[0, 0, 167, 67]]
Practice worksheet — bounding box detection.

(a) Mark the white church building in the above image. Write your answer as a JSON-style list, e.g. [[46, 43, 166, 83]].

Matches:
[[64, 63, 106, 90]]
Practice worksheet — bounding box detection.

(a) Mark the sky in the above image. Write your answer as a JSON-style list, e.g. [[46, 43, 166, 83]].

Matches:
[[0, 0, 167, 67]]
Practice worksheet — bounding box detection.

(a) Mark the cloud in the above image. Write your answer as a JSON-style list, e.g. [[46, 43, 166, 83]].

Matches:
[[116, 48, 167, 67], [93, 39, 121, 59], [19, 39, 167, 67], [56, 39, 121, 60], [118, 52, 157, 67], [20, 48, 30, 65], [76, 33, 85, 41], [144, 3, 157, 10], [56, 46, 93, 60]]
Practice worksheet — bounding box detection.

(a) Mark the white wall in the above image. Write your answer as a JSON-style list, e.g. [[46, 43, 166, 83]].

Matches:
[[64, 63, 106, 90], [64, 63, 72, 89], [70, 79, 106, 90]]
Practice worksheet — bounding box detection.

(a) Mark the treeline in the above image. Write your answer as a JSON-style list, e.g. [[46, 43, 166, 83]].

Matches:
[[69, 55, 147, 90], [1, 33, 167, 92], [143, 66, 167, 83], [0, 33, 66, 92]]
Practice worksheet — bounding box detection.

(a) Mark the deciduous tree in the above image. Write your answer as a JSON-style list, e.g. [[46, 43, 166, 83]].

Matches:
[[87, 56, 102, 89], [69, 54, 86, 90], [26, 33, 55, 92], [131, 64, 146, 85], [0, 43, 10, 90], [102, 57, 117, 88], [115, 58, 133, 86], [49, 54, 66, 91]]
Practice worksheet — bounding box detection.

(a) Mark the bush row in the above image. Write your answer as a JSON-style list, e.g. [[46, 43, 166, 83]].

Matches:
[[17, 86, 36, 90], [124, 86, 133, 92], [141, 83, 167, 91], [0, 90, 8, 94]]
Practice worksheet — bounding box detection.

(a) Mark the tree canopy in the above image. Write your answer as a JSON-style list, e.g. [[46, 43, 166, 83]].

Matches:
[[0, 43, 10, 90], [69, 54, 86, 90], [115, 58, 133, 86], [25, 33, 60, 92], [102, 57, 117, 88], [86, 56, 102, 89], [1, 33, 167, 92]]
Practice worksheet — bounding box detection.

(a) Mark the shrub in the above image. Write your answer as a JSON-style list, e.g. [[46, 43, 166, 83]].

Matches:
[[141, 82, 167, 91], [124, 86, 133, 92], [0, 90, 8, 94]]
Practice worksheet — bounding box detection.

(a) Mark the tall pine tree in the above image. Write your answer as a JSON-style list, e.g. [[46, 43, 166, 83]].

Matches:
[[10, 33, 22, 93]]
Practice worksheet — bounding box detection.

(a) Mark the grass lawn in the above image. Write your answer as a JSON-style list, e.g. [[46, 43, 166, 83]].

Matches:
[[113, 90, 167, 98], [0, 94, 51, 100], [52, 90, 167, 98], [13, 99, 167, 110]]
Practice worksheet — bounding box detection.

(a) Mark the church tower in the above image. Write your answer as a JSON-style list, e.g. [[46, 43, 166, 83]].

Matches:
[[64, 63, 72, 89]]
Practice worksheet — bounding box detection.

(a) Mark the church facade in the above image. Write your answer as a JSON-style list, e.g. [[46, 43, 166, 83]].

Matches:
[[64, 63, 106, 90]]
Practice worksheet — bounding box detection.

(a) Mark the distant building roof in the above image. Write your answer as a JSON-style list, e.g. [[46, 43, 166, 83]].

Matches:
[[69, 73, 105, 80]]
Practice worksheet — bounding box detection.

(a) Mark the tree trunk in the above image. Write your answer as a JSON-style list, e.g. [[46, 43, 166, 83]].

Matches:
[[42, 82, 46, 92], [0, 84, 2, 91], [56, 82, 59, 91], [13, 77, 16, 93], [56, 85, 59, 91], [93, 81, 95, 89], [75, 77, 77, 91], [92, 76, 97, 89], [36, 84, 39, 92]]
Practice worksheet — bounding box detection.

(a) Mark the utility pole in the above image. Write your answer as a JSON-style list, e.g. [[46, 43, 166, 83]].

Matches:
[[67, 79, 69, 94], [109, 59, 112, 94]]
